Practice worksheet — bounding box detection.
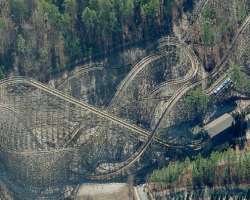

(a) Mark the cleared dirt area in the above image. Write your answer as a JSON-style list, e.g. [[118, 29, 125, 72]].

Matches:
[[76, 183, 131, 200]]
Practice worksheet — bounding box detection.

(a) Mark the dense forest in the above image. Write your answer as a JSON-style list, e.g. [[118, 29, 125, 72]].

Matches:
[[0, 0, 194, 81], [149, 147, 250, 189]]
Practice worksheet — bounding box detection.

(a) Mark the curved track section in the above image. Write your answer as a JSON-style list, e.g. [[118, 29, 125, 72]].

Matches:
[[109, 54, 162, 107], [148, 43, 200, 97], [56, 63, 104, 91], [109, 37, 198, 107]]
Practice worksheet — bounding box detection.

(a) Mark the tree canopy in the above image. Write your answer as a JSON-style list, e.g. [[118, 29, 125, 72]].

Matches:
[[0, 0, 182, 80]]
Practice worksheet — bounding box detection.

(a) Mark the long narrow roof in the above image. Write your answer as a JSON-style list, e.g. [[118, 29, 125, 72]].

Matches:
[[204, 113, 234, 138]]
